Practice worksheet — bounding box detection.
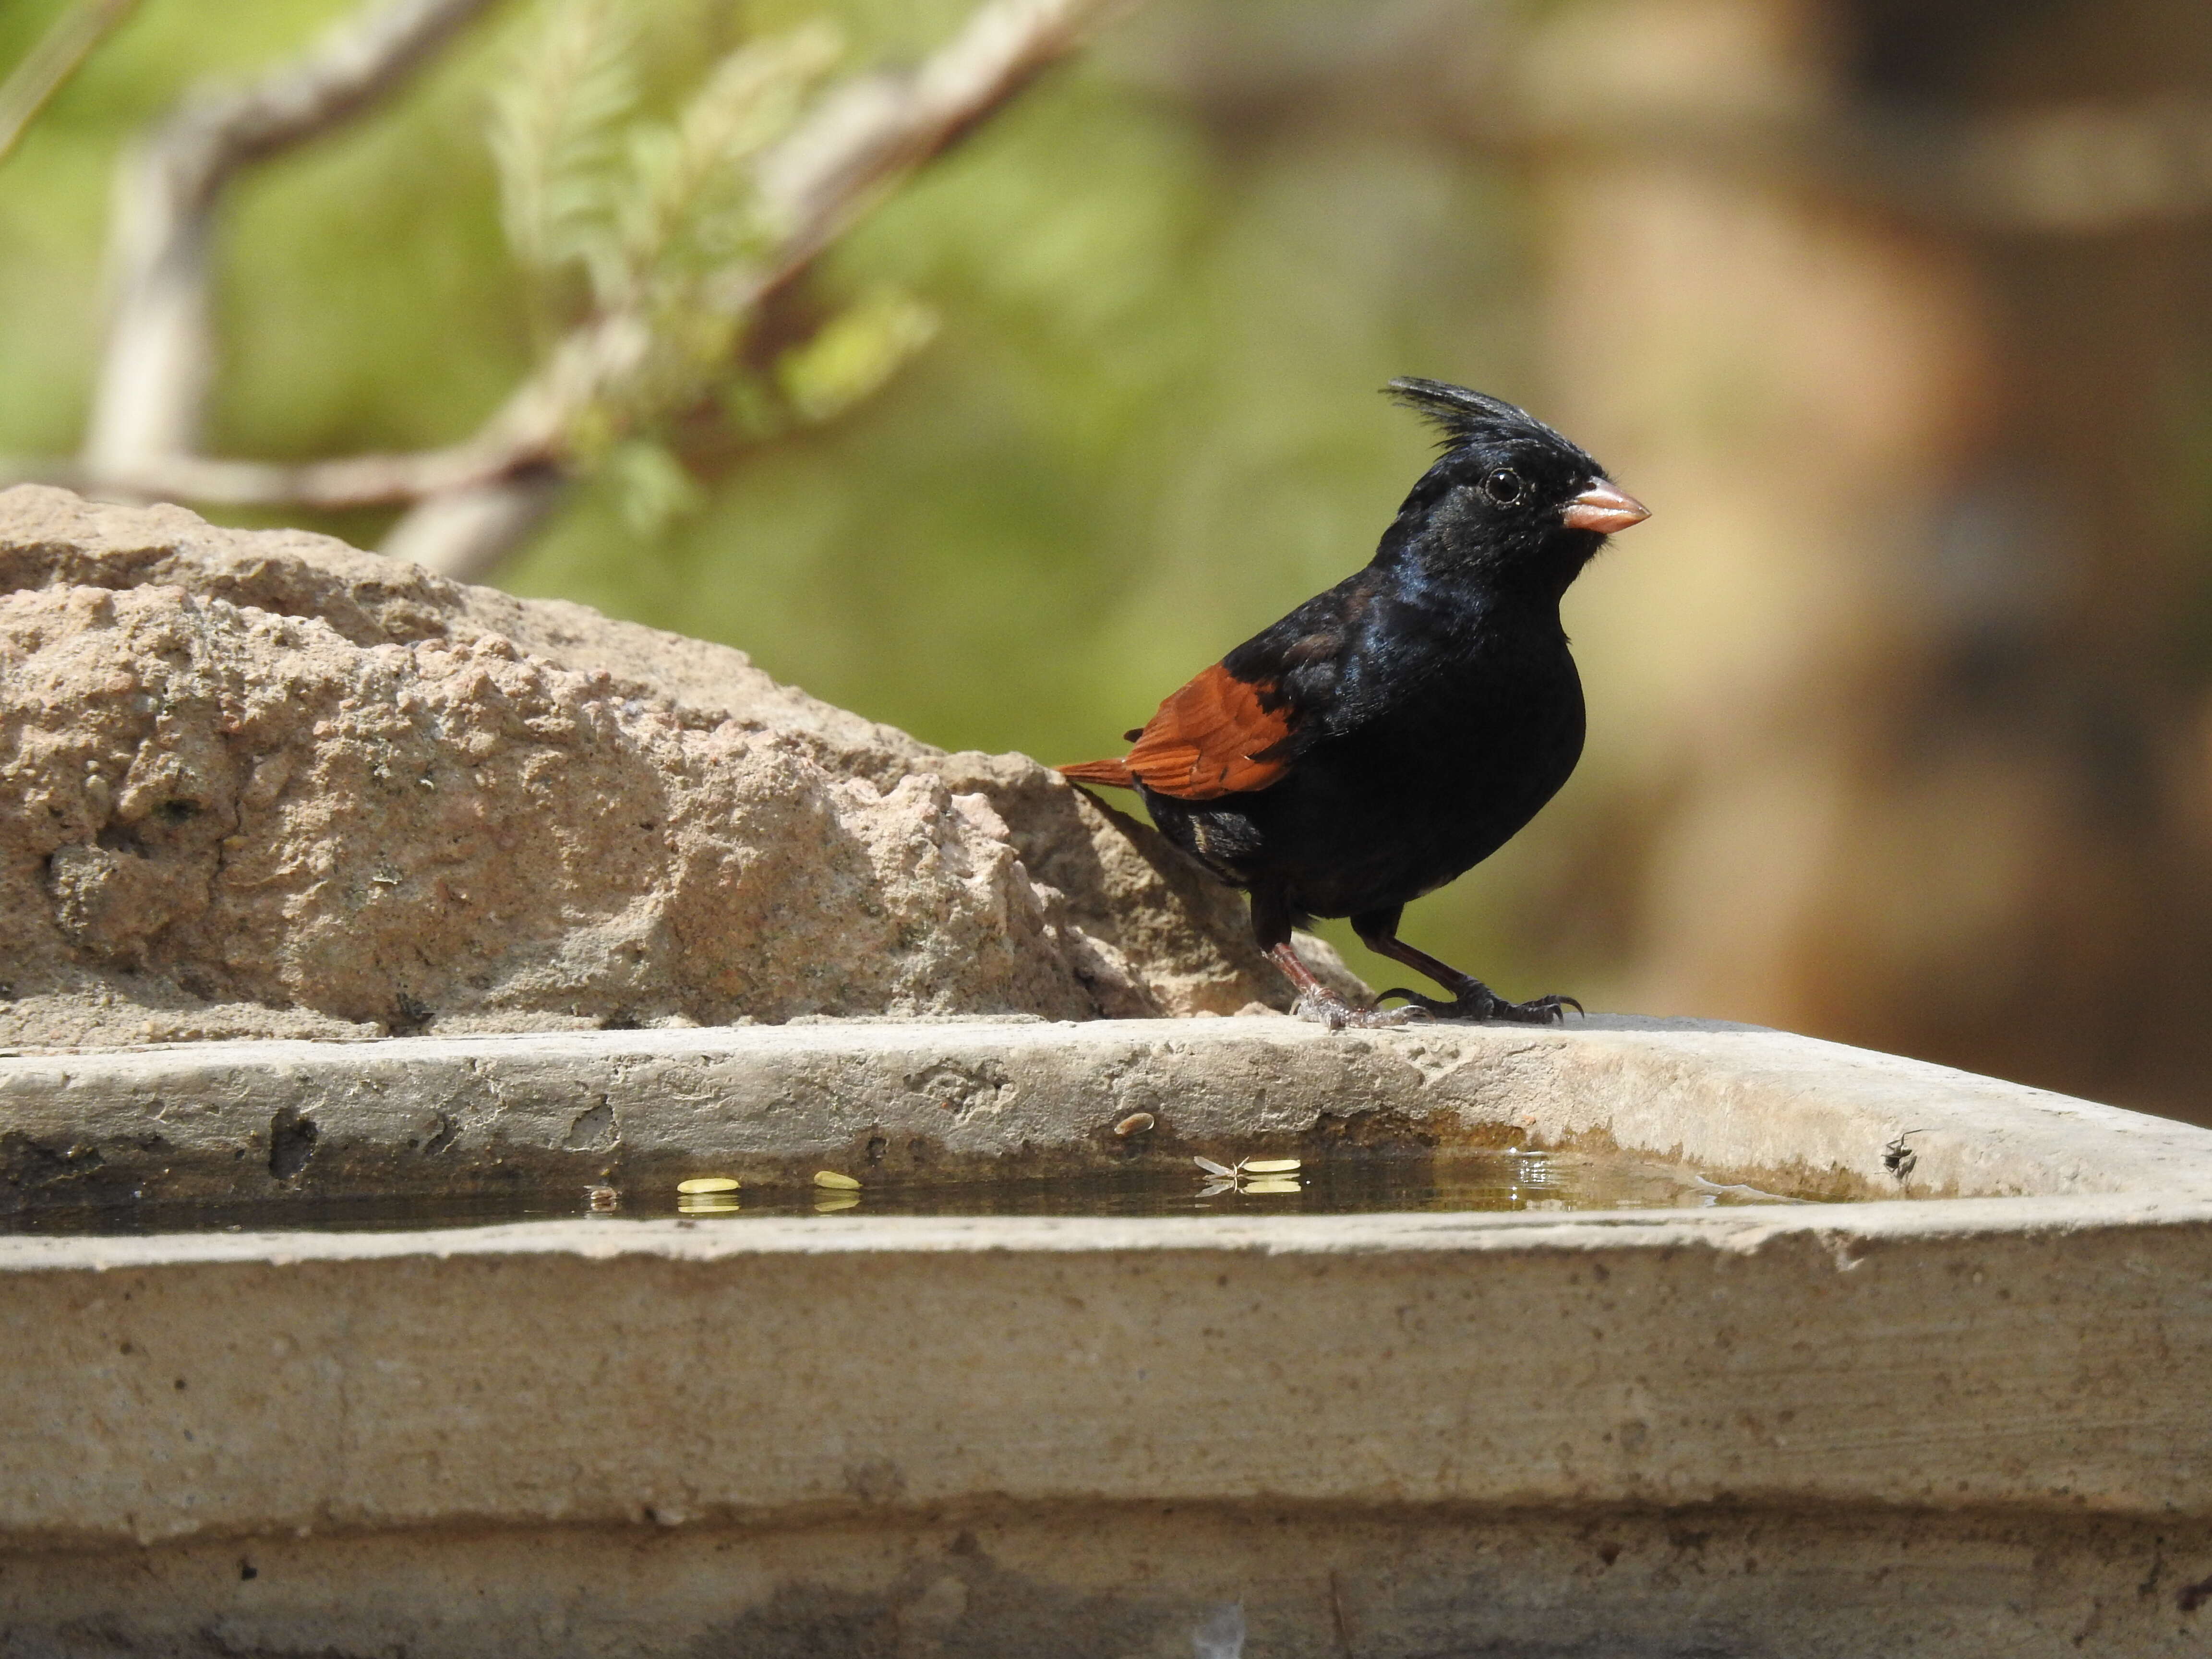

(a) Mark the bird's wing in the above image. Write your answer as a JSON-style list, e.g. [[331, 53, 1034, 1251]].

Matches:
[[1059, 577, 1369, 800], [1056, 755, 1141, 789], [1059, 664, 1294, 798], [1106, 662, 1300, 800]]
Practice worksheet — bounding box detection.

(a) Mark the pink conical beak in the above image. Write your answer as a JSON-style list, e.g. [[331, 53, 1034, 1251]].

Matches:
[[1562, 482, 1650, 534]]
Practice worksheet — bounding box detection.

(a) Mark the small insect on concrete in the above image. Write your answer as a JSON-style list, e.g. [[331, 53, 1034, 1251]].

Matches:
[[1881, 1130, 1924, 1184], [1193, 1156, 1303, 1197]]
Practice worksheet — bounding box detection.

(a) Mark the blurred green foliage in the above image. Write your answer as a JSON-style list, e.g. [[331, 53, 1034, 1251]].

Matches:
[[0, 0, 1572, 995]]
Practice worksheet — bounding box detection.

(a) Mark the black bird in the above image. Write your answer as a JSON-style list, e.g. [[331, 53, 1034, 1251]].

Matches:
[[1059, 379, 1648, 1027]]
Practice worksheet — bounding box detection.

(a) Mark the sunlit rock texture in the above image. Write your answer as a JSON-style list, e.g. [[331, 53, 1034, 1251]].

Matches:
[[0, 487, 1356, 1045]]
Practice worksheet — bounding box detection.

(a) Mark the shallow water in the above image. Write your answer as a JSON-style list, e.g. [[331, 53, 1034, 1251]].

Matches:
[[0, 1148, 1812, 1236]]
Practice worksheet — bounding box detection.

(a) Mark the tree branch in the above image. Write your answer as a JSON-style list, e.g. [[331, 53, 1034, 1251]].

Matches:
[[0, 0, 144, 168], [82, 0, 504, 473], [751, 0, 1129, 289], [8, 0, 1135, 580], [384, 0, 1139, 577]]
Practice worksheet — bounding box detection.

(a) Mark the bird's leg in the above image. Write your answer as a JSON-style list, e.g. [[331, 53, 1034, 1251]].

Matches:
[[1252, 888, 1416, 1030], [1352, 907, 1582, 1026], [1266, 942, 1420, 1030]]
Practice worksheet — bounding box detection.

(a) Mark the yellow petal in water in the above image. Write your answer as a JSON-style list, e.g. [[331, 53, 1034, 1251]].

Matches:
[[676, 1176, 740, 1194], [677, 1194, 740, 1214], [1243, 1178, 1301, 1195], [1242, 1158, 1302, 1174], [813, 1170, 862, 1190], [814, 1192, 861, 1213]]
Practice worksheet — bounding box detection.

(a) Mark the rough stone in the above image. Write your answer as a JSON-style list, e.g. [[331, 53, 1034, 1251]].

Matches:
[[0, 486, 1359, 1045]]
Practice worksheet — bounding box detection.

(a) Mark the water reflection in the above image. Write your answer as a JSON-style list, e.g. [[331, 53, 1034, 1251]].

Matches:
[[0, 1145, 1819, 1237]]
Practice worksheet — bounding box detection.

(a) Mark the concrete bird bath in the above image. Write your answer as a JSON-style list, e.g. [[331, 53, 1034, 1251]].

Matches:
[[4, 1013, 2211, 1657]]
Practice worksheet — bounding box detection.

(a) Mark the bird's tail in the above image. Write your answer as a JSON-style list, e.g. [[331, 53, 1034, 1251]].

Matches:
[[1058, 758, 1136, 789]]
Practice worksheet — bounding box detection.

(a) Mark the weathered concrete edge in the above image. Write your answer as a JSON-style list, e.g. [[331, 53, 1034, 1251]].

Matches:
[[4, 1014, 2210, 1205], [3, 1197, 2210, 1547], [9, 1502, 2212, 1659]]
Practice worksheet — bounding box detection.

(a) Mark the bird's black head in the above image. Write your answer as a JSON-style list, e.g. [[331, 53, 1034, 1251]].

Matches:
[[1378, 378, 1647, 598]]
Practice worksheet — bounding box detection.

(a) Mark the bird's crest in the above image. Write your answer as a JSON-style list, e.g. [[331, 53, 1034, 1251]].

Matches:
[[1385, 377, 1562, 455]]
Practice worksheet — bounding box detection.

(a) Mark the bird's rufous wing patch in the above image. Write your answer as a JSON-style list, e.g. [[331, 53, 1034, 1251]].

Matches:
[[1056, 756, 1137, 789], [1111, 662, 1297, 800]]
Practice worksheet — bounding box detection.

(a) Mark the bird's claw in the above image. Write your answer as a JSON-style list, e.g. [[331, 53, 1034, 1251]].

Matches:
[[1376, 985, 1583, 1025], [1291, 989, 1422, 1030], [1503, 993, 1583, 1025]]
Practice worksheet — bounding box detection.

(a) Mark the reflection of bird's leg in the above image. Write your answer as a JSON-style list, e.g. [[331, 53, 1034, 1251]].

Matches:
[[1353, 906, 1582, 1025], [1253, 887, 1415, 1029]]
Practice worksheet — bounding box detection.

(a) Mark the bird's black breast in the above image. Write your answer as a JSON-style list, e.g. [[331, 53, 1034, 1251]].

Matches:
[[1144, 613, 1586, 919]]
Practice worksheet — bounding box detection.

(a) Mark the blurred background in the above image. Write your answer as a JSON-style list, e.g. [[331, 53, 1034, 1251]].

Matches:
[[5, 0, 2212, 1121]]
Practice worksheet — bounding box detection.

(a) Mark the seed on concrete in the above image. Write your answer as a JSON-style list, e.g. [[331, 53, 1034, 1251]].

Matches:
[[677, 1177, 740, 1194], [1113, 1112, 1156, 1137], [814, 1171, 861, 1190]]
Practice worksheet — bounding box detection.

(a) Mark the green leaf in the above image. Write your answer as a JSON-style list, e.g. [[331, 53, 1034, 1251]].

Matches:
[[604, 437, 705, 538], [779, 286, 939, 423], [617, 21, 842, 297], [488, 0, 638, 308]]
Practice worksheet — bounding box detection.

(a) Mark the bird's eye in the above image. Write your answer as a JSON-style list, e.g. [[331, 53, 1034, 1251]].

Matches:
[[1483, 469, 1525, 506]]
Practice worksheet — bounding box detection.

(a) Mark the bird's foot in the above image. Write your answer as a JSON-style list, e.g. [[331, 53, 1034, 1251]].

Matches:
[[1376, 983, 1583, 1025], [1291, 989, 1423, 1030]]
